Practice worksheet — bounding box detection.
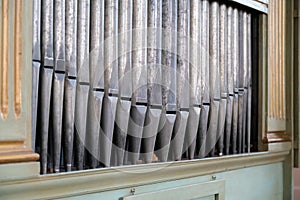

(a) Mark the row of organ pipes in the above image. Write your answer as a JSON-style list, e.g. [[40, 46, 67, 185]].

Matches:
[[32, 0, 254, 174]]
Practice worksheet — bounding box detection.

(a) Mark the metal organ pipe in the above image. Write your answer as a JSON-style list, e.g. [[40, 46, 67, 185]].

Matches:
[[63, 0, 77, 172], [100, 0, 119, 167], [74, 0, 90, 170], [124, 0, 148, 165], [86, 0, 105, 169], [197, 0, 210, 158], [140, 0, 162, 164], [206, 1, 220, 157], [168, 0, 190, 161], [111, 0, 132, 166], [184, 0, 201, 160], [34, 0, 254, 173], [155, 0, 177, 162], [39, 0, 54, 174]]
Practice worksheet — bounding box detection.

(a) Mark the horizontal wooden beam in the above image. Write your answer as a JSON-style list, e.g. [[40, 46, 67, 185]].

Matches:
[[0, 150, 289, 199]]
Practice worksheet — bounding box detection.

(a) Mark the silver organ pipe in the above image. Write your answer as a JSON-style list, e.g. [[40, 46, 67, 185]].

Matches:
[[33, 0, 255, 173], [63, 0, 77, 172], [74, 0, 90, 170]]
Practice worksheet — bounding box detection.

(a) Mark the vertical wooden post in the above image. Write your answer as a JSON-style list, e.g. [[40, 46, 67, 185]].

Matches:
[[0, 0, 39, 165]]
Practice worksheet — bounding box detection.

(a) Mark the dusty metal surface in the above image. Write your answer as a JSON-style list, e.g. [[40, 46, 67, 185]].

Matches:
[[155, 0, 177, 162], [63, 0, 77, 172], [112, 0, 132, 166], [74, 0, 90, 170], [232, 7, 240, 154], [168, 0, 190, 161], [184, 0, 201, 159], [32, 0, 41, 151], [34, 0, 255, 173], [39, 67, 53, 174], [225, 6, 234, 155], [140, 0, 162, 164], [124, 0, 148, 165], [206, 1, 220, 156], [197, 0, 210, 158], [216, 3, 228, 156]]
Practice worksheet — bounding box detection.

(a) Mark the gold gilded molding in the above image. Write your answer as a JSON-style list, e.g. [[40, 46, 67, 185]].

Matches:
[[268, 0, 286, 120], [14, 0, 22, 119], [263, 131, 291, 143], [0, 141, 39, 164], [1, 0, 9, 119]]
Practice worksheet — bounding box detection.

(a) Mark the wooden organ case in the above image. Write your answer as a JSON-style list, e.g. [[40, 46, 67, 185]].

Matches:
[[0, 0, 297, 199]]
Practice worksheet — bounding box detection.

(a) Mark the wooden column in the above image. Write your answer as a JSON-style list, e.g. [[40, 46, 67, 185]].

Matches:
[[0, 0, 39, 164], [264, 0, 290, 143]]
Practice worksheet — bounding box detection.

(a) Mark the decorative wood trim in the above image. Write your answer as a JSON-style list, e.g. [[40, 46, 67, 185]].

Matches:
[[255, 0, 268, 5], [268, 0, 286, 121], [1, 0, 9, 119], [0, 141, 39, 164], [228, 0, 268, 14], [263, 131, 291, 143], [14, 0, 22, 119], [0, 152, 39, 164], [0, 150, 289, 199], [258, 14, 268, 151], [0, 0, 35, 164]]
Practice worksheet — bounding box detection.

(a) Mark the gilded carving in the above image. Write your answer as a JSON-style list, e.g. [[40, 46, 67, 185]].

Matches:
[[1, 0, 8, 119], [14, 0, 22, 118], [268, 0, 286, 120]]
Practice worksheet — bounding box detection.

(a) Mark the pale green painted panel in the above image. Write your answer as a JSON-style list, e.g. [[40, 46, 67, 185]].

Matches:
[[220, 162, 283, 200], [0, 0, 32, 144], [59, 163, 283, 200], [121, 180, 224, 200]]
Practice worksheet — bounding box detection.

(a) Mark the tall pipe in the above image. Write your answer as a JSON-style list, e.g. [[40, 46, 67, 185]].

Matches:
[[184, 0, 201, 159], [206, 1, 220, 157], [63, 0, 77, 172], [247, 13, 252, 153], [155, 0, 177, 162], [52, 0, 66, 173], [225, 6, 234, 155], [86, 0, 105, 169], [100, 0, 119, 167], [231, 8, 240, 154], [168, 0, 190, 161], [32, 0, 41, 151], [197, 0, 210, 158], [242, 11, 248, 153], [140, 0, 162, 164], [125, 0, 147, 165], [111, 0, 133, 166], [39, 0, 54, 174], [75, 0, 90, 170], [216, 3, 227, 156], [237, 10, 244, 154]]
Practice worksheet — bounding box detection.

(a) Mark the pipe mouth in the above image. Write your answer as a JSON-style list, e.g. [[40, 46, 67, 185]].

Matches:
[[166, 110, 176, 114], [150, 104, 162, 109], [108, 93, 118, 97], [136, 102, 148, 106], [179, 108, 189, 112], [93, 88, 104, 92], [120, 96, 131, 101], [192, 104, 201, 108]]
